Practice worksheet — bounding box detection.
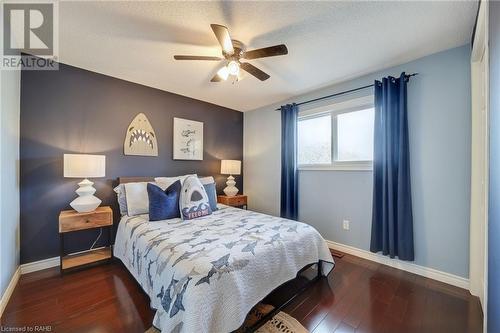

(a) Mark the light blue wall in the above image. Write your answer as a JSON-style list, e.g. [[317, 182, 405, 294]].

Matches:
[[0, 68, 21, 298], [245, 45, 471, 278]]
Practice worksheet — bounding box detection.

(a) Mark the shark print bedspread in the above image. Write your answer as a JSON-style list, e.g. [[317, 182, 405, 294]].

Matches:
[[114, 205, 334, 333]]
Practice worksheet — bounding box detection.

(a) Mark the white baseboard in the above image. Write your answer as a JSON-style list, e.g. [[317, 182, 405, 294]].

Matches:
[[0, 267, 20, 318], [326, 240, 470, 290], [20, 256, 59, 275]]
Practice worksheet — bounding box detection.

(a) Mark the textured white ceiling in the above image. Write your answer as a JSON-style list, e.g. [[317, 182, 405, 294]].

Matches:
[[59, 1, 477, 112]]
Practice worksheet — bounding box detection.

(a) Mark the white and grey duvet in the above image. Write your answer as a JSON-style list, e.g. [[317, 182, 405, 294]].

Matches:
[[114, 205, 334, 333]]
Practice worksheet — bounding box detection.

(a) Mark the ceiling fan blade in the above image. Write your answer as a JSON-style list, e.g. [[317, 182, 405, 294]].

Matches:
[[240, 63, 270, 81], [174, 55, 222, 61], [243, 44, 288, 60], [210, 24, 234, 55]]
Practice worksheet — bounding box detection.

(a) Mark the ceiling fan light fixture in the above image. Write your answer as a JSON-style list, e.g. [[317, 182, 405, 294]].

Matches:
[[217, 66, 230, 81], [227, 61, 240, 76], [174, 24, 288, 83]]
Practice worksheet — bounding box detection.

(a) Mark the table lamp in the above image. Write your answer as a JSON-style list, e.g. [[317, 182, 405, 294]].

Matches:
[[64, 154, 106, 213], [221, 159, 241, 197]]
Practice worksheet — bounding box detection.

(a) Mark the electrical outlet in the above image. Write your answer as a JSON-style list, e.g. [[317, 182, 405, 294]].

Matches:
[[342, 220, 350, 230]]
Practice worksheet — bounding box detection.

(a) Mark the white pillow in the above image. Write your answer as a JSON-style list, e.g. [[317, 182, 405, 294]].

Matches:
[[199, 176, 215, 185], [124, 182, 151, 216], [155, 174, 197, 190], [113, 184, 128, 216]]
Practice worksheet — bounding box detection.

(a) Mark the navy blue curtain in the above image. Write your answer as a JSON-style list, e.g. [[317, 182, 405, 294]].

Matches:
[[370, 73, 414, 260], [280, 103, 299, 220]]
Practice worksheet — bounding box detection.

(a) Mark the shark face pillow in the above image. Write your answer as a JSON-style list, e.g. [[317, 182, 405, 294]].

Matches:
[[180, 176, 212, 220]]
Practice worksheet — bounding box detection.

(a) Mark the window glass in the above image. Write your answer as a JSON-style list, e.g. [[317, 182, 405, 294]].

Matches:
[[336, 108, 375, 161], [298, 114, 331, 165]]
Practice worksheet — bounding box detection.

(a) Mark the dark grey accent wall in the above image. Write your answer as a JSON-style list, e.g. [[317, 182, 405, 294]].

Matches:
[[489, 2, 500, 331], [20, 62, 243, 264]]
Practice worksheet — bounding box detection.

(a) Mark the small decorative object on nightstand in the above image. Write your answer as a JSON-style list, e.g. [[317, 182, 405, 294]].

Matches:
[[64, 154, 106, 213], [218, 194, 247, 209], [220, 159, 241, 197], [59, 206, 113, 274]]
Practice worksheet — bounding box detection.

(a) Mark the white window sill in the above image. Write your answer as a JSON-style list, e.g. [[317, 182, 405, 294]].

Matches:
[[298, 162, 373, 171]]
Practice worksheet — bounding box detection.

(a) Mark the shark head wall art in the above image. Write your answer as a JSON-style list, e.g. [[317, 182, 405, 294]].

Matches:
[[124, 113, 158, 156]]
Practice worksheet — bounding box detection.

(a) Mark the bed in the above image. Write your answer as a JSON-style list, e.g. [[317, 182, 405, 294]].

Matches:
[[113, 178, 335, 333]]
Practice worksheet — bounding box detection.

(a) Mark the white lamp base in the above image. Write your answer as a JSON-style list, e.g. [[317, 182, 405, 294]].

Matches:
[[70, 178, 102, 213], [223, 175, 239, 197]]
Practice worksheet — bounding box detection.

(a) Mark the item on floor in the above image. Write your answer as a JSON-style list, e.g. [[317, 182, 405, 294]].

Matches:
[[124, 113, 158, 156], [173, 117, 203, 160], [218, 194, 247, 209], [179, 175, 212, 219], [238, 303, 309, 333], [59, 206, 113, 274], [221, 159, 241, 196], [330, 249, 345, 258], [147, 181, 182, 221], [63, 154, 106, 213], [145, 303, 308, 333]]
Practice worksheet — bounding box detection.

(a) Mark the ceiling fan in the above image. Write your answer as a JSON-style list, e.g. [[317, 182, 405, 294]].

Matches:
[[174, 24, 288, 82]]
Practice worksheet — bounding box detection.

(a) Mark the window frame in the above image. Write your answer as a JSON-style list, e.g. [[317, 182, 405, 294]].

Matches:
[[297, 95, 374, 171]]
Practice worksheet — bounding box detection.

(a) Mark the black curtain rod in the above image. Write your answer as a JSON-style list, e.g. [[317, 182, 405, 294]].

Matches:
[[274, 73, 418, 111]]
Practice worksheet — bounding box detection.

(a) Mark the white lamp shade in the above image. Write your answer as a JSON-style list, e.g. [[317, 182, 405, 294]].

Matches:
[[64, 154, 106, 178], [220, 160, 241, 175]]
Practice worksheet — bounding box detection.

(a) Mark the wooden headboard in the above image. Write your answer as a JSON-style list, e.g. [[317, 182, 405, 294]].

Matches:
[[118, 177, 155, 184]]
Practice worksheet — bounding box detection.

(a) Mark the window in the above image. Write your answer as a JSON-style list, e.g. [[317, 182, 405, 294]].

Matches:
[[297, 114, 331, 165], [336, 108, 374, 162], [297, 96, 374, 170]]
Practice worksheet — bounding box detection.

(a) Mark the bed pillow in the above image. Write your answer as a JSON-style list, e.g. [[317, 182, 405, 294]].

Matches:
[[147, 181, 181, 221], [155, 174, 197, 190], [180, 176, 212, 220], [113, 184, 128, 216], [199, 176, 218, 212], [124, 182, 151, 216]]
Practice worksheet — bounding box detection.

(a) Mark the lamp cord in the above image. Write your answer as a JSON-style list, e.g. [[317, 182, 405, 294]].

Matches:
[[90, 228, 103, 251]]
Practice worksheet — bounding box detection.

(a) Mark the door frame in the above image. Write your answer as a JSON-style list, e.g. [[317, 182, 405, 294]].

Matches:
[[470, 0, 489, 329]]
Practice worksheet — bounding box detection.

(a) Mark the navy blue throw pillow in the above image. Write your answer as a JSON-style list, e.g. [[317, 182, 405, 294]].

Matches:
[[203, 182, 218, 212], [147, 180, 181, 221]]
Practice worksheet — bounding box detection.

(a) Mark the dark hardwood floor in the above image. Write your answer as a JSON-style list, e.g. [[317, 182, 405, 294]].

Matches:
[[0, 251, 483, 333]]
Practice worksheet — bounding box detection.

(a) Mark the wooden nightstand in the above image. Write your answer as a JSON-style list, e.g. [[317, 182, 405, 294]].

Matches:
[[59, 206, 113, 274], [217, 195, 247, 209]]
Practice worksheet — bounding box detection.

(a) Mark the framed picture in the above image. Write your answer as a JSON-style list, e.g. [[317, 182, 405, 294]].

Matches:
[[173, 117, 203, 160]]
